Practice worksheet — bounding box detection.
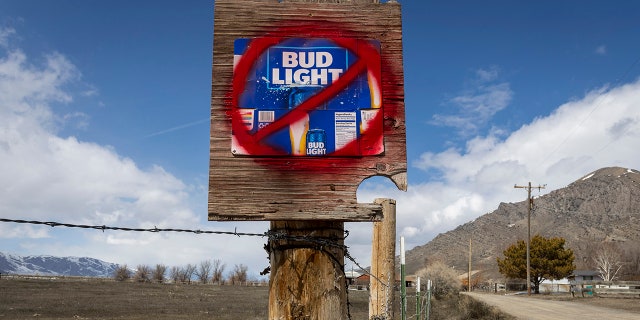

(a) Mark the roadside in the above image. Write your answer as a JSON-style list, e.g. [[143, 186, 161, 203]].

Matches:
[[464, 292, 640, 320]]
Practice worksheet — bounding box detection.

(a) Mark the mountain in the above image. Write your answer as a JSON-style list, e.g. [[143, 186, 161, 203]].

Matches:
[[0, 252, 119, 277], [405, 166, 640, 280]]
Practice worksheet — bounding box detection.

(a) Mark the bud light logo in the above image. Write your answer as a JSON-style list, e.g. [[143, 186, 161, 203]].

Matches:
[[231, 37, 384, 157], [306, 129, 327, 156]]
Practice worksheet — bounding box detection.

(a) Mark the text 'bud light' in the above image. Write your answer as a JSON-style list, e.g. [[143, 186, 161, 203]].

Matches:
[[306, 129, 327, 156]]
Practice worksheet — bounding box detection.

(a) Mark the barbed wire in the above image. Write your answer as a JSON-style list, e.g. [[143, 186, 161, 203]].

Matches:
[[0, 217, 389, 288], [0, 218, 269, 237]]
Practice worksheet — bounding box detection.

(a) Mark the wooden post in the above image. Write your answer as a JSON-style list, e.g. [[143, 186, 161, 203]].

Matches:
[[468, 237, 472, 292], [269, 221, 347, 320], [426, 280, 432, 320], [369, 198, 396, 319], [415, 277, 421, 320], [400, 236, 406, 320]]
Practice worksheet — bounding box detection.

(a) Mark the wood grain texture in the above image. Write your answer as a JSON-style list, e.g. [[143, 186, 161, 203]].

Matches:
[[268, 220, 347, 319], [209, 0, 406, 221], [369, 198, 396, 319]]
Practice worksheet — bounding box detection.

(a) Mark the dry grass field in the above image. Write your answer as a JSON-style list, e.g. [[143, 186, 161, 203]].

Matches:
[[0, 277, 374, 319], [10, 276, 635, 319], [0, 276, 508, 320]]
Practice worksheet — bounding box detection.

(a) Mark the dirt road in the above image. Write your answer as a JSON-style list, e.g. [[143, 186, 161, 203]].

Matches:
[[464, 292, 639, 320]]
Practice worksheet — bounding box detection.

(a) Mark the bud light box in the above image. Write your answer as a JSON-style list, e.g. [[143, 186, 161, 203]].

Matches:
[[231, 37, 384, 157]]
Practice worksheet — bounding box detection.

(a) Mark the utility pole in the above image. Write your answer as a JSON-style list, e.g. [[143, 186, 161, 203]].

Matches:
[[514, 182, 545, 295], [468, 237, 472, 292]]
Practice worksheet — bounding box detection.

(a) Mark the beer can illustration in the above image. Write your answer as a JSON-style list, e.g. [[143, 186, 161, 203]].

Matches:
[[288, 86, 314, 155], [288, 86, 326, 110], [306, 129, 327, 156], [289, 114, 309, 156]]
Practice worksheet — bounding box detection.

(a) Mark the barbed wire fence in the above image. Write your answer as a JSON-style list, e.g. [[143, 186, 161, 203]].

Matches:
[[0, 217, 389, 318], [0, 218, 377, 277], [0, 218, 375, 273]]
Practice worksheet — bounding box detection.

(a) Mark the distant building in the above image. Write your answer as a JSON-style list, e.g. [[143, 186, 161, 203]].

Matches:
[[353, 274, 370, 290], [345, 270, 361, 286], [539, 270, 603, 293], [348, 272, 419, 290], [396, 274, 417, 288], [569, 270, 603, 282]]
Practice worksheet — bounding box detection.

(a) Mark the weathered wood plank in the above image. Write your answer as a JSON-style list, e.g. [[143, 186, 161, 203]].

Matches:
[[209, 0, 406, 221]]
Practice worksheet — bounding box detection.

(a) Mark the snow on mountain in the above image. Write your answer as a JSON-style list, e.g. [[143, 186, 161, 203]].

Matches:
[[0, 252, 119, 278]]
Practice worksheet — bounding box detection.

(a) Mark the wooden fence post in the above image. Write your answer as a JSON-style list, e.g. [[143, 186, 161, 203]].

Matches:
[[369, 198, 396, 319], [269, 221, 347, 320]]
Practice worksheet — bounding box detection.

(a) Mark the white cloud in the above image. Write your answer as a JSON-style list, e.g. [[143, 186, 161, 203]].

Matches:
[[0, 29, 254, 274], [475, 67, 499, 82], [0, 27, 16, 48], [0, 224, 50, 239], [431, 67, 513, 136], [357, 78, 640, 262], [61, 111, 90, 129], [595, 45, 607, 55]]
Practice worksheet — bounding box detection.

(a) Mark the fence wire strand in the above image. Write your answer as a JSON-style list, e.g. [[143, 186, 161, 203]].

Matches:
[[0, 218, 269, 237], [0, 217, 389, 288]]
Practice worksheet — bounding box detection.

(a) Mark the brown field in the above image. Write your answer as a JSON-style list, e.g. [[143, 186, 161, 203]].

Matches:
[[0, 276, 508, 320], [6, 276, 636, 319], [0, 277, 372, 319]]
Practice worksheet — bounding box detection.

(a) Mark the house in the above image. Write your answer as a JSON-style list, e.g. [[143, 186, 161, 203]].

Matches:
[[349, 272, 418, 290], [352, 274, 370, 290], [540, 277, 571, 293], [569, 270, 603, 282], [539, 270, 603, 293]]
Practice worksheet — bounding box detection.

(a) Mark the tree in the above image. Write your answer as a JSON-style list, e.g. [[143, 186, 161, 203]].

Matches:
[[624, 245, 640, 280], [169, 266, 181, 283], [461, 272, 483, 292], [153, 264, 167, 283], [114, 264, 131, 282], [229, 264, 248, 285], [211, 259, 226, 285], [183, 264, 197, 284], [134, 264, 152, 282], [196, 260, 212, 284], [497, 235, 575, 294], [592, 243, 624, 281]]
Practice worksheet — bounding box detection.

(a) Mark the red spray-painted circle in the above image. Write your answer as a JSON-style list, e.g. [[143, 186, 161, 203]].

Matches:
[[230, 34, 383, 157]]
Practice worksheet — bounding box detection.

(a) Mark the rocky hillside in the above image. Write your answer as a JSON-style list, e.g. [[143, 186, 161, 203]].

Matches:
[[405, 167, 640, 280]]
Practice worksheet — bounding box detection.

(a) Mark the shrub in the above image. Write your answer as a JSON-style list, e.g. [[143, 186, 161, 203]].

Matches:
[[113, 264, 131, 282], [416, 261, 461, 299], [153, 264, 167, 283], [134, 264, 152, 282]]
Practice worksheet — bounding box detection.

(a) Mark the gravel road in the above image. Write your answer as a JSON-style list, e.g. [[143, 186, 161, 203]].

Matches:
[[464, 292, 639, 320]]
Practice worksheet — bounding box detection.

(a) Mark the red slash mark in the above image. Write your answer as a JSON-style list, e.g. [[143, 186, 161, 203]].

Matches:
[[231, 36, 382, 156]]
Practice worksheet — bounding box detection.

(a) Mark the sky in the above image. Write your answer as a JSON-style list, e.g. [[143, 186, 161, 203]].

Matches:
[[1, 0, 639, 280]]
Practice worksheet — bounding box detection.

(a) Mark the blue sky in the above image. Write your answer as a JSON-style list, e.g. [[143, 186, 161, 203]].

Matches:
[[1, 0, 640, 279]]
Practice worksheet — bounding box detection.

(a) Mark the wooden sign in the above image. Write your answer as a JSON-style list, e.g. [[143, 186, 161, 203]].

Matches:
[[231, 37, 384, 157], [209, 0, 406, 221]]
